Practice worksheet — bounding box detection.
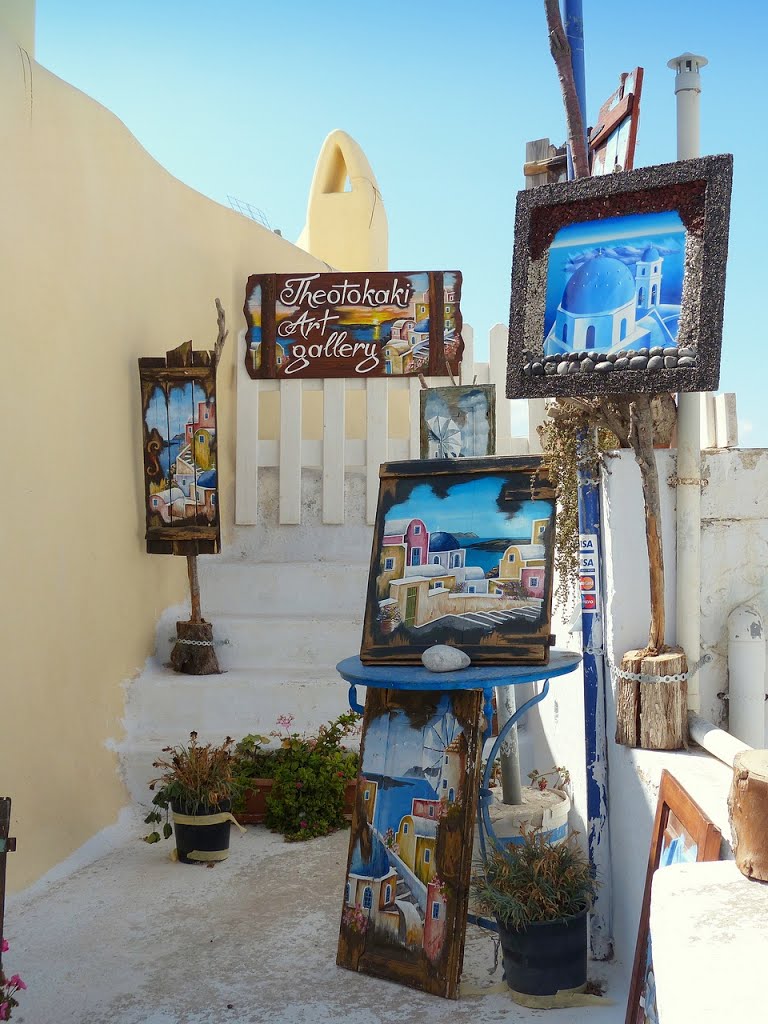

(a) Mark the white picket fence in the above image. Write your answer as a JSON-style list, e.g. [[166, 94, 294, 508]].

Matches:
[[235, 324, 545, 526], [234, 323, 738, 528]]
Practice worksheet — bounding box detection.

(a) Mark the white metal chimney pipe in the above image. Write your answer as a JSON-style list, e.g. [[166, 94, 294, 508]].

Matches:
[[727, 603, 767, 749], [668, 52, 707, 712]]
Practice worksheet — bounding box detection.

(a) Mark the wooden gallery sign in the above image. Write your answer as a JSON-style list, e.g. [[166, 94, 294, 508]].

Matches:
[[243, 271, 463, 379]]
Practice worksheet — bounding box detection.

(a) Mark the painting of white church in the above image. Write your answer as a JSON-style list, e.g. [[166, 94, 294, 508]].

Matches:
[[543, 210, 686, 357]]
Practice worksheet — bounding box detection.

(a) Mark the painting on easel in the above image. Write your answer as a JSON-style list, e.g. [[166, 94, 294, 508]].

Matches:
[[361, 457, 556, 665], [337, 688, 483, 999]]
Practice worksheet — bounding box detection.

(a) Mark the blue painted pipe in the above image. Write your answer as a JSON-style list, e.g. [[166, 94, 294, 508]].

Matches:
[[563, 0, 613, 959]]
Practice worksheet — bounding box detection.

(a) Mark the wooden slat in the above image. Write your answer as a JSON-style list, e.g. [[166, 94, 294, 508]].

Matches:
[[460, 322, 475, 385], [322, 378, 346, 524], [408, 378, 422, 459], [279, 379, 303, 525], [235, 331, 260, 524], [715, 392, 738, 449], [489, 323, 512, 454], [366, 379, 389, 525], [527, 399, 546, 455]]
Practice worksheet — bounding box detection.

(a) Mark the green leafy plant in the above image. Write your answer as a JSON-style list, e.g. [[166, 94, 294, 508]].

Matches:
[[472, 827, 597, 931], [236, 712, 360, 842], [143, 731, 237, 844]]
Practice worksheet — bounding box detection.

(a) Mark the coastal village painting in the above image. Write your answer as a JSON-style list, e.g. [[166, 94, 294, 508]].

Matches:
[[337, 689, 483, 999], [139, 371, 220, 554], [361, 458, 556, 665], [544, 210, 686, 358], [243, 271, 463, 378], [419, 384, 496, 459]]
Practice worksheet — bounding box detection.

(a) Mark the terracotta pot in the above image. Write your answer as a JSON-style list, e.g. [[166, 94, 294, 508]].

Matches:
[[239, 778, 274, 824], [240, 777, 358, 825]]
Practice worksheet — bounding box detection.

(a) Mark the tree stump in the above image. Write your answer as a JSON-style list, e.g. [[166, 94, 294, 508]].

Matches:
[[728, 749, 768, 881], [615, 647, 688, 749], [170, 620, 221, 675]]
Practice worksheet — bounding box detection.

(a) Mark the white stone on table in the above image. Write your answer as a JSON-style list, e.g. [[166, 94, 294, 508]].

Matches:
[[421, 645, 470, 672]]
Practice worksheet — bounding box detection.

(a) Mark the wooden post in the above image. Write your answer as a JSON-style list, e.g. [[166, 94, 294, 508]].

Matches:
[[0, 798, 17, 970], [728, 749, 768, 880]]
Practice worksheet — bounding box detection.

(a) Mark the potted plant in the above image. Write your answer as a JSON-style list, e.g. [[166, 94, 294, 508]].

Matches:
[[143, 731, 243, 864], [472, 827, 597, 998], [232, 712, 361, 839]]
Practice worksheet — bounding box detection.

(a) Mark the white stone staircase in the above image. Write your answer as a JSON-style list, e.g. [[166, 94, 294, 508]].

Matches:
[[121, 557, 370, 803]]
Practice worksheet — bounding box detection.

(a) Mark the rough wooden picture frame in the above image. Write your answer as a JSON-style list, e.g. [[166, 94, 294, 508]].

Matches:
[[139, 341, 221, 555], [360, 457, 556, 666], [507, 154, 733, 399], [625, 770, 721, 1024], [337, 688, 483, 999]]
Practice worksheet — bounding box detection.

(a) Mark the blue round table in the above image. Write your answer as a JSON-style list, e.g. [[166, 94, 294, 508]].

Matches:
[[336, 651, 582, 865]]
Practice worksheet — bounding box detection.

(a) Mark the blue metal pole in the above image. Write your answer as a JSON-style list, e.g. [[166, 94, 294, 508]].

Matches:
[[563, 0, 613, 961]]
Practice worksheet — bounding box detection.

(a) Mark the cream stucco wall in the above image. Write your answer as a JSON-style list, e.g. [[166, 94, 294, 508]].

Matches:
[[0, 29, 326, 891]]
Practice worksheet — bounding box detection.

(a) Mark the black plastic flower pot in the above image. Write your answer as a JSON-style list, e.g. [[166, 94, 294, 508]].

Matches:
[[171, 799, 232, 865], [495, 908, 588, 996]]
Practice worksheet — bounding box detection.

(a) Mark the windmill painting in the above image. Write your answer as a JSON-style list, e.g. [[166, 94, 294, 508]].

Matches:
[[419, 385, 496, 459], [337, 688, 483, 999]]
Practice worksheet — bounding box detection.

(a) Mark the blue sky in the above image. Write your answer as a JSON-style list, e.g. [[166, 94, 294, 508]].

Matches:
[[35, 1, 768, 444], [384, 477, 552, 540]]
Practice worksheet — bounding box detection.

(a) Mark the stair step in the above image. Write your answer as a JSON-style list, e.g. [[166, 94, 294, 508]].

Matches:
[[198, 561, 370, 618], [154, 611, 363, 670]]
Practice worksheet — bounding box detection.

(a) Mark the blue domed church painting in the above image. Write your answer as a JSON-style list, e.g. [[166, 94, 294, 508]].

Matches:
[[544, 210, 686, 357]]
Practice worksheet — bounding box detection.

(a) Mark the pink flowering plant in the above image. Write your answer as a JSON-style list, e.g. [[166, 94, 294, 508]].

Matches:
[[232, 712, 361, 842], [527, 765, 570, 793], [0, 940, 26, 1020]]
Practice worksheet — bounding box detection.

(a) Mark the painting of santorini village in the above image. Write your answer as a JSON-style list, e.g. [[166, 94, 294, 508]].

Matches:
[[143, 382, 218, 527], [370, 474, 555, 649], [339, 694, 478, 980], [245, 271, 461, 377], [543, 209, 686, 358]]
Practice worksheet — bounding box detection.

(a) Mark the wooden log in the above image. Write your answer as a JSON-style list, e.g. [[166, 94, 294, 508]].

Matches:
[[615, 649, 643, 747], [170, 620, 221, 675], [615, 647, 688, 750], [638, 648, 688, 750], [728, 749, 768, 881]]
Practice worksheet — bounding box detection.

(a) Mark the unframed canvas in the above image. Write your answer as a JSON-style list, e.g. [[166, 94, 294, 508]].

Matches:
[[337, 688, 483, 999], [360, 457, 556, 665], [419, 385, 496, 460]]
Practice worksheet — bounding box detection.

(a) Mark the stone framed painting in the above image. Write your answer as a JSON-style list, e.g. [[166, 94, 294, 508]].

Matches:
[[507, 154, 732, 399], [360, 456, 556, 665], [419, 384, 496, 459], [337, 687, 483, 999]]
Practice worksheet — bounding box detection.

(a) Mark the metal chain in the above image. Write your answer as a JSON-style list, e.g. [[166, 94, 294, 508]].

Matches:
[[611, 664, 688, 684], [168, 638, 231, 647]]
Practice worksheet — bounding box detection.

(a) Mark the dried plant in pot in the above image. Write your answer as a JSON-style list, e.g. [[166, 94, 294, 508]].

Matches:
[[472, 827, 597, 998], [143, 731, 243, 864]]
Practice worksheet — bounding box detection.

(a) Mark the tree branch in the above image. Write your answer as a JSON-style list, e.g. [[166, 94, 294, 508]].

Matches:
[[543, 0, 590, 178], [213, 298, 228, 367]]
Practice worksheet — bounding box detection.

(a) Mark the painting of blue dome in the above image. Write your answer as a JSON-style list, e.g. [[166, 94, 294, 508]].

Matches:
[[561, 255, 635, 314], [428, 531, 460, 552], [642, 245, 661, 261]]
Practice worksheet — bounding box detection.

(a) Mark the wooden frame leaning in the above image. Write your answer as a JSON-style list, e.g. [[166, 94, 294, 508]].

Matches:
[[625, 769, 721, 1024]]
